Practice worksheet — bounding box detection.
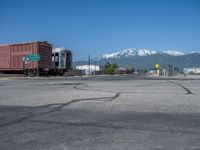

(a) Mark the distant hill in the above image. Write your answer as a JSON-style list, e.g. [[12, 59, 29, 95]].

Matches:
[[74, 48, 200, 70]]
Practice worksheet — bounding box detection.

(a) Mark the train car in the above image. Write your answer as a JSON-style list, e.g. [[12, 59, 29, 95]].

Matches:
[[0, 41, 52, 75], [0, 45, 10, 71], [51, 47, 72, 75]]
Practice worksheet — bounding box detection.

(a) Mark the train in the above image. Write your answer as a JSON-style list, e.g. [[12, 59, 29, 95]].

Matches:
[[0, 41, 72, 76], [51, 47, 73, 75]]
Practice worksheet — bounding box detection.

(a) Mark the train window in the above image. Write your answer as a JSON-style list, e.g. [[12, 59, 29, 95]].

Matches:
[[55, 62, 59, 67], [55, 56, 59, 62], [62, 53, 65, 57]]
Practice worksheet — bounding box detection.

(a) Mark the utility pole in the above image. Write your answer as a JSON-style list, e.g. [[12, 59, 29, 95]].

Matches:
[[88, 55, 90, 75], [94, 59, 96, 75], [37, 61, 39, 77]]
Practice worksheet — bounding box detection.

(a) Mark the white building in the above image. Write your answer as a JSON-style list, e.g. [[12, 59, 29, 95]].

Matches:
[[183, 67, 200, 74], [76, 65, 100, 75]]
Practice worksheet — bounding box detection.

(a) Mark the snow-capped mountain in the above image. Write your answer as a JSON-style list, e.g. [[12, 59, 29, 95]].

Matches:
[[98, 48, 187, 59], [75, 48, 200, 69]]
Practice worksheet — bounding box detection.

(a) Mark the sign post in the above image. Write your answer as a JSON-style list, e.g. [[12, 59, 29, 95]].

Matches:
[[24, 54, 40, 77], [155, 64, 160, 76]]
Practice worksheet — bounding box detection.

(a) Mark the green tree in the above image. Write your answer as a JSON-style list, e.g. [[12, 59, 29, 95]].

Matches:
[[104, 62, 118, 75], [112, 63, 118, 69], [104, 62, 111, 69]]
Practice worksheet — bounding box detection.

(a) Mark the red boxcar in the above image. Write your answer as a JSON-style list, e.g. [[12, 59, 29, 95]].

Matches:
[[0, 42, 52, 72], [0, 45, 10, 70]]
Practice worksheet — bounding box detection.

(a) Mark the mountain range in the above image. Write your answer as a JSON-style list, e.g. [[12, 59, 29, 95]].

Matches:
[[75, 48, 200, 70], [98, 48, 197, 59]]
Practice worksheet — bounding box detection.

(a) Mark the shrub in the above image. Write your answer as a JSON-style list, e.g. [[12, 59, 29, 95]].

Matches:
[[104, 62, 118, 75]]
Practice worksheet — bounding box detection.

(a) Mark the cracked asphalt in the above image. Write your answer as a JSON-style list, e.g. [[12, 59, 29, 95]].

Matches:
[[0, 75, 200, 150]]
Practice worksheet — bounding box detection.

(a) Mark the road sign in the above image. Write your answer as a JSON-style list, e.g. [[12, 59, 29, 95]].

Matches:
[[24, 54, 40, 62], [155, 64, 159, 69]]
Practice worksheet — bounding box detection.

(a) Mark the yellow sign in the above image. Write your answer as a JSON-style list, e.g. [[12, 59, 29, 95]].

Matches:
[[155, 64, 159, 69]]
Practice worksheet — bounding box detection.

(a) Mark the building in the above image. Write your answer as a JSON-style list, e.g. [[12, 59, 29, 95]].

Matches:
[[76, 65, 100, 75], [183, 67, 200, 74]]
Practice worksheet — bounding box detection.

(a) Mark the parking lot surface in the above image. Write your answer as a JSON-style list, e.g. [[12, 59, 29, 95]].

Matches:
[[0, 75, 200, 150]]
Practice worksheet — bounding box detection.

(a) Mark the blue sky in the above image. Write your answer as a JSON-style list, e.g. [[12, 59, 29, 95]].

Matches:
[[0, 0, 200, 60]]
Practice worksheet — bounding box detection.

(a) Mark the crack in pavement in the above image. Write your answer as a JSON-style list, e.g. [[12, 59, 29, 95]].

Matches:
[[168, 80, 194, 94], [73, 84, 116, 93], [39, 92, 120, 114], [73, 83, 191, 95], [1, 80, 195, 128], [0, 92, 120, 128]]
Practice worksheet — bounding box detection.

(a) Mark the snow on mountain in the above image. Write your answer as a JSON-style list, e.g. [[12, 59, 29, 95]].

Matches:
[[100, 48, 155, 59], [98, 48, 188, 60], [118, 48, 137, 56], [137, 49, 157, 56], [101, 52, 120, 59], [163, 50, 185, 56], [190, 51, 200, 54]]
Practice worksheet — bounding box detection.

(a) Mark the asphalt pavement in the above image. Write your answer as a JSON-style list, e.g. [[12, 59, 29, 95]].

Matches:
[[0, 75, 200, 150]]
